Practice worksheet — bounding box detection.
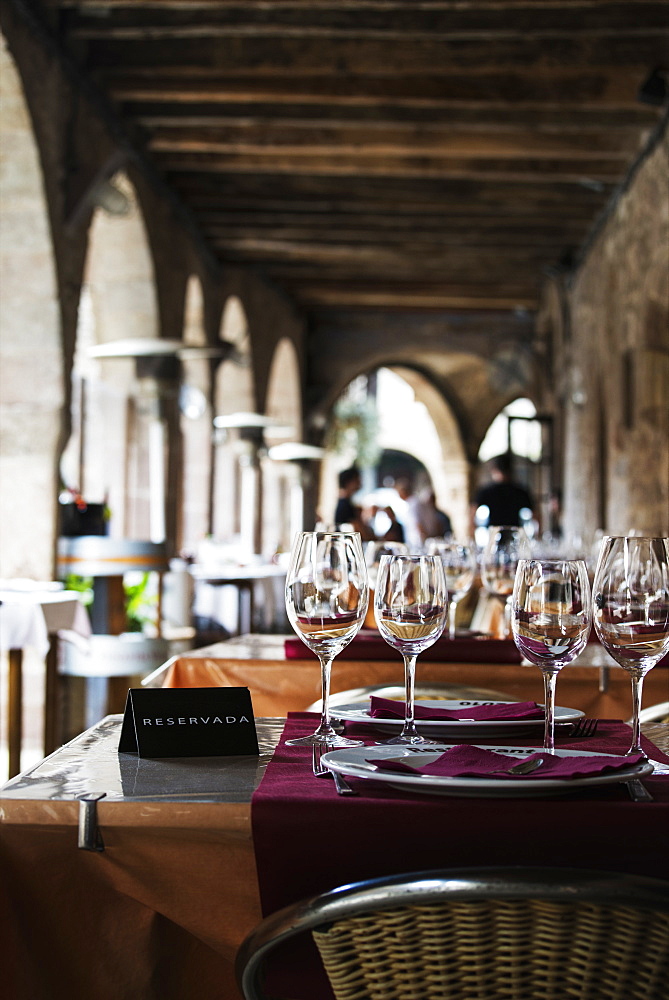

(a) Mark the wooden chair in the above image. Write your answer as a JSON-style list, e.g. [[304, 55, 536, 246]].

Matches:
[[236, 866, 669, 1000]]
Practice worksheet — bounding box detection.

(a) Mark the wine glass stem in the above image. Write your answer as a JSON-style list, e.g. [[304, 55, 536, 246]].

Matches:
[[503, 595, 513, 638], [542, 670, 558, 754], [402, 653, 418, 736], [448, 600, 457, 640], [629, 670, 645, 755], [316, 654, 336, 737]]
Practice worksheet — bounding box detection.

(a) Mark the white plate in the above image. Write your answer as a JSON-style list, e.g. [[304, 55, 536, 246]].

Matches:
[[331, 700, 583, 738], [320, 744, 654, 798]]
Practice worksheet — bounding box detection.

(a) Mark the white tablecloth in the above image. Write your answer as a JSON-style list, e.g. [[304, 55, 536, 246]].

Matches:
[[0, 587, 91, 655]]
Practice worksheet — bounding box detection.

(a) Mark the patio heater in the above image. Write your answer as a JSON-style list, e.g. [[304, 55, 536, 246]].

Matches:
[[89, 337, 232, 543], [267, 442, 326, 538], [213, 412, 294, 555]]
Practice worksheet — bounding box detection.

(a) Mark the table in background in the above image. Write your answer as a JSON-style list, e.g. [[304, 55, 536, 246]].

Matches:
[[190, 564, 287, 635], [1, 715, 667, 1000], [143, 632, 669, 722], [0, 585, 91, 776]]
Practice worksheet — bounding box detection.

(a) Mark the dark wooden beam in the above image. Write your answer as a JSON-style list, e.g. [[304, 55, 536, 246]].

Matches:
[[62, 2, 669, 39], [104, 69, 657, 106], [127, 102, 660, 133], [154, 150, 627, 182], [144, 121, 642, 159]]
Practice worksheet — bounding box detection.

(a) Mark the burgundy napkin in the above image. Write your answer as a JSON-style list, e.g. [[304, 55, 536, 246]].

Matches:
[[368, 695, 544, 721], [368, 744, 645, 780]]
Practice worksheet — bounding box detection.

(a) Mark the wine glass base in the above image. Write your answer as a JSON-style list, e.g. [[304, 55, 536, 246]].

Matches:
[[285, 733, 362, 748], [383, 733, 440, 746]]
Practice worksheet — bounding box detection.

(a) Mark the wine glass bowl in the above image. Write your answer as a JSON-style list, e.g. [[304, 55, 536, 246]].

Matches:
[[363, 540, 408, 629], [426, 539, 476, 638], [482, 526, 531, 637], [285, 531, 369, 747], [593, 535, 669, 756], [374, 554, 448, 744], [512, 558, 591, 753]]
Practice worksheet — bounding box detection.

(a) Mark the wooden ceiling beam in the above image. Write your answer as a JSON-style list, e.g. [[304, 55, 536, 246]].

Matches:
[[207, 234, 563, 262], [171, 175, 613, 208], [143, 122, 643, 158], [105, 69, 655, 107], [269, 282, 539, 312], [127, 102, 659, 131], [82, 34, 667, 75], [201, 218, 589, 242], [155, 150, 626, 182], [32, 0, 663, 319], [63, 2, 669, 38]]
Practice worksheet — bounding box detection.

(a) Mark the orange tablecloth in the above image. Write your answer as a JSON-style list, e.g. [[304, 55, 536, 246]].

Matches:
[[160, 651, 669, 721], [0, 717, 282, 1000], [2, 717, 668, 1000]]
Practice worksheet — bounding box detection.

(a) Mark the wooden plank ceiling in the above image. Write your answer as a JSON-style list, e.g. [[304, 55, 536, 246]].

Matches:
[[41, 0, 668, 316]]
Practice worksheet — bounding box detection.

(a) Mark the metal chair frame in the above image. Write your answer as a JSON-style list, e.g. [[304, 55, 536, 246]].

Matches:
[[236, 866, 669, 1000]]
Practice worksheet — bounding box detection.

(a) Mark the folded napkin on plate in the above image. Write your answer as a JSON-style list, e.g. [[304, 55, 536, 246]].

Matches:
[[368, 696, 544, 721], [368, 744, 645, 780]]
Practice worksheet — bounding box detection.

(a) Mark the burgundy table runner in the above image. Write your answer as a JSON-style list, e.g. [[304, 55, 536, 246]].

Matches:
[[250, 713, 669, 1000], [283, 630, 669, 665], [284, 630, 522, 661]]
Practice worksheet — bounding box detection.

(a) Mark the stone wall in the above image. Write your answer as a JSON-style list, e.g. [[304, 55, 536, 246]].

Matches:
[[560, 123, 669, 542]]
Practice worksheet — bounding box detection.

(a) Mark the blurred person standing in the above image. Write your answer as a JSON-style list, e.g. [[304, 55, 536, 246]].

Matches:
[[470, 453, 535, 532], [416, 490, 452, 542], [393, 477, 423, 551], [334, 467, 375, 540]]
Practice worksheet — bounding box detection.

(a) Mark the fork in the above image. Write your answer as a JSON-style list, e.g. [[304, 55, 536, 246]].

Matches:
[[566, 717, 599, 738], [312, 745, 358, 796], [489, 757, 544, 776]]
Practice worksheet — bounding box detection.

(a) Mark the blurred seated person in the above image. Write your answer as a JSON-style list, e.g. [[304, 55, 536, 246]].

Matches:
[[393, 476, 423, 551], [334, 467, 375, 540], [380, 505, 405, 542], [417, 490, 452, 542], [470, 452, 535, 532]]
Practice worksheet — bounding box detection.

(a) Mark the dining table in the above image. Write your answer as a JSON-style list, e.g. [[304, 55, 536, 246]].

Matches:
[[143, 630, 669, 722], [0, 582, 92, 776], [1, 709, 668, 1000]]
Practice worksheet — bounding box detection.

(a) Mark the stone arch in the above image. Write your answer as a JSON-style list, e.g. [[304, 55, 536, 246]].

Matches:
[[319, 365, 471, 540], [0, 37, 62, 577], [62, 171, 161, 541], [265, 337, 302, 437], [180, 274, 212, 553], [211, 295, 256, 542], [475, 396, 547, 534], [381, 366, 469, 537], [263, 337, 304, 555]]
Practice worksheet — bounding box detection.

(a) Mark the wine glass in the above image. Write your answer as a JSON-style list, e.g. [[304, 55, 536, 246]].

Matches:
[[592, 535, 669, 757], [481, 526, 531, 637], [285, 531, 369, 747], [363, 540, 408, 628], [511, 558, 591, 753], [426, 539, 476, 638], [374, 554, 448, 744]]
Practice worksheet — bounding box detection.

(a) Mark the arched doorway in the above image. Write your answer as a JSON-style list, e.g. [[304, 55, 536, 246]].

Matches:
[[319, 366, 470, 540], [212, 295, 255, 545], [0, 37, 61, 578], [263, 337, 303, 555], [179, 274, 212, 555], [62, 171, 161, 541]]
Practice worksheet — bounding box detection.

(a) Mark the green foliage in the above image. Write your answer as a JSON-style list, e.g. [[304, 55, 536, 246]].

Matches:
[[63, 571, 156, 632], [64, 574, 94, 606], [326, 396, 381, 468], [124, 572, 157, 633]]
